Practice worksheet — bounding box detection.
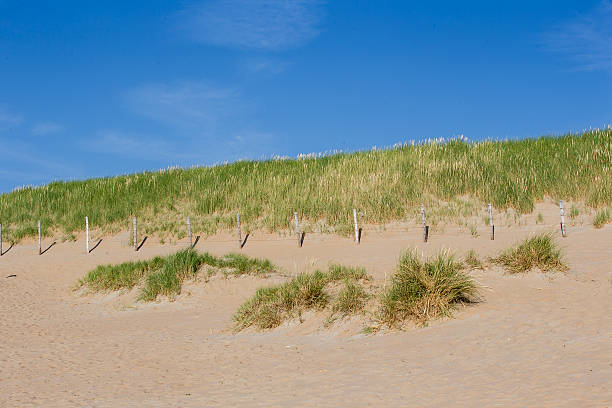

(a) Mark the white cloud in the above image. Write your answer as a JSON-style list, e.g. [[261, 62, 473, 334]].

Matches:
[[123, 80, 241, 131], [179, 0, 325, 50], [543, 1, 612, 71], [31, 122, 64, 135]]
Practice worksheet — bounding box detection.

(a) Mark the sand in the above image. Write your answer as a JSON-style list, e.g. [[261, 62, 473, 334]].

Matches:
[[1, 212, 611, 407]]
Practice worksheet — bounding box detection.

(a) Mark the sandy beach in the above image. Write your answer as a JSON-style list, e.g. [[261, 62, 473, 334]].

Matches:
[[1, 215, 611, 407]]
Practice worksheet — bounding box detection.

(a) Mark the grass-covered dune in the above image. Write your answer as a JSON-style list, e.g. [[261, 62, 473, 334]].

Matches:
[[2, 129, 612, 241]]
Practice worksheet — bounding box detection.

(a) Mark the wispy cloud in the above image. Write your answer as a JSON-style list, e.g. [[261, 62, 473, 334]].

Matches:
[[243, 57, 290, 75], [179, 0, 325, 50], [543, 1, 612, 71], [0, 107, 23, 131], [123, 80, 241, 131], [84, 130, 201, 162], [31, 122, 64, 136]]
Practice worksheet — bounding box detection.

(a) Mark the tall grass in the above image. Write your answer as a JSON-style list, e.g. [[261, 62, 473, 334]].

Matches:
[[491, 233, 567, 273], [2, 129, 612, 241], [380, 250, 478, 326], [593, 208, 611, 228], [79, 248, 275, 301]]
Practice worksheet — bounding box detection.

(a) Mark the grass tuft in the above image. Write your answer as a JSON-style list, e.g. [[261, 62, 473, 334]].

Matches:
[[464, 249, 483, 269], [491, 233, 567, 273], [234, 264, 371, 330], [593, 208, 611, 229], [79, 248, 276, 301], [332, 280, 369, 316], [380, 250, 478, 326]]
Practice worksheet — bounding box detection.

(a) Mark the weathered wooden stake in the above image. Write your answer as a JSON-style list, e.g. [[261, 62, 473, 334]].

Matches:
[[133, 217, 138, 251], [353, 208, 359, 244], [420, 205, 428, 243], [294, 212, 301, 247], [85, 216, 90, 254], [488, 204, 495, 240], [187, 217, 192, 247], [236, 213, 242, 248], [560, 200, 566, 237], [38, 220, 42, 255]]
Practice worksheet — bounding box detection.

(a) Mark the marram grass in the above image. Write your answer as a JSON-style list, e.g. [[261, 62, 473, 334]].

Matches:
[[78, 248, 275, 301], [491, 233, 567, 273], [3, 129, 612, 241]]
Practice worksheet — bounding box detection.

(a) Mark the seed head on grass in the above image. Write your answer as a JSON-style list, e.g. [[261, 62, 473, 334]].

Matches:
[[491, 233, 567, 273], [380, 250, 478, 327]]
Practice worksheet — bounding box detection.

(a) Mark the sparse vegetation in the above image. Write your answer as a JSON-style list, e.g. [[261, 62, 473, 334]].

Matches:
[[491, 233, 567, 273], [569, 204, 579, 219], [78, 248, 275, 301], [379, 250, 478, 327], [234, 264, 370, 330], [464, 250, 483, 269], [593, 208, 611, 229], [2, 130, 612, 242], [536, 213, 544, 224]]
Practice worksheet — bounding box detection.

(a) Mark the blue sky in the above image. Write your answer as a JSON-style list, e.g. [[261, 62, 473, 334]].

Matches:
[[0, 0, 611, 192]]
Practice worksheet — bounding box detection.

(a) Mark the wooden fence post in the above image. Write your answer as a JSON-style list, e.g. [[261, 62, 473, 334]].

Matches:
[[187, 217, 192, 247], [236, 212, 241, 248], [0, 223, 2, 256], [560, 200, 566, 237], [353, 208, 359, 244], [38, 220, 42, 255], [488, 204, 495, 240], [85, 216, 90, 254], [420, 205, 429, 243], [294, 212, 301, 247], [133, 217, 138, 251]]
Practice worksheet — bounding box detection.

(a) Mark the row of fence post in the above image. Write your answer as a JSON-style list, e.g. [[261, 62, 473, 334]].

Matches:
[[0, 201, 571, 256]]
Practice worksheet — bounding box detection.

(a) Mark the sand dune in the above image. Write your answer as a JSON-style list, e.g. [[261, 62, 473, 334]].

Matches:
[[1, 218, 611, 407]]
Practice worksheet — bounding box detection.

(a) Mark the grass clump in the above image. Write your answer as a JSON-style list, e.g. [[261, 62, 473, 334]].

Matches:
[[464, 250, 483, 269], [380, 250, 478, 326], [79, 248, 276, 301], [593, 208, 611, 228], [491, 233, 567, 273], [332, 280, 369, 316], [234, 264, 370, 330]]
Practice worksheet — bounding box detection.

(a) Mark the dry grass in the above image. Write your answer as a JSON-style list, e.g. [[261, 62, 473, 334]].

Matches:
[[491, 233, 567, 273], [593, 208, 611, 229]]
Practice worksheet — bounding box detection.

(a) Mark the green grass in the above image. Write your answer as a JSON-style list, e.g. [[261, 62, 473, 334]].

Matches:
[[2, 130, 612, 241], [234, 264, 370, 330], [491, 233, 567, 273], [332, 280, 369, 316], [380, 250, 478, 326], [593, 208, 611, 228], [79, 248, 275, 301]]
